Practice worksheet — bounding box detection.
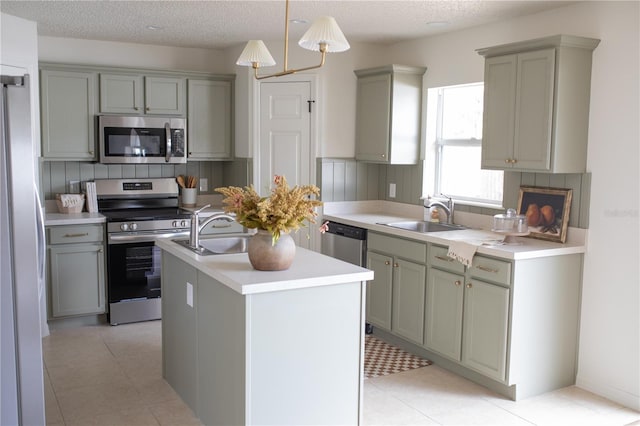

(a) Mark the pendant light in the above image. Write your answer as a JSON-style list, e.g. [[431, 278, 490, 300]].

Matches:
[[236, 0, 350, 80]]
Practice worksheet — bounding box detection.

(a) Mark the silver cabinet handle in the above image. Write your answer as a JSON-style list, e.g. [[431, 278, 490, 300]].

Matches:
[[435, 255, 454, 262], [454, 280, 461, 286], [466, 283, 472, 289], [393, 262, 399, 268], [476, 265, 499, 274], [384, 260, 391, 266], [63, 232, 89, 238]]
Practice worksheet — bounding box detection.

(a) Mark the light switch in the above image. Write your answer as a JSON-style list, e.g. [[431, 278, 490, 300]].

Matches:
[[199, 178, 208, 192], [389, 183, 396, 198], [186, 282, 193, 307]]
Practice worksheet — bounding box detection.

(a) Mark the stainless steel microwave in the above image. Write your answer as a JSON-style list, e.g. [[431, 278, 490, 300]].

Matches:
[[98, 115, 187, 164]]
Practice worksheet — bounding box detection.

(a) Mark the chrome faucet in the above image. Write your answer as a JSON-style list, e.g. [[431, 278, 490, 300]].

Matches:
[[188, 204, 235, 249], [424, 195, 455, 224]]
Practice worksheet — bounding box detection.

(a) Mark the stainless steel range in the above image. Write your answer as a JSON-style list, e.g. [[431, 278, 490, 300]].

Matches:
[[96, 178, 191, 325]]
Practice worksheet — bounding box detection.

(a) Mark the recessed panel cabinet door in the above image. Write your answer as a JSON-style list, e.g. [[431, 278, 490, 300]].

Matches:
[[187, 79, 232, 159], [462, 280, 510, 382], [355, 74, 391, 162], [366, 251, 393, 331], [425, 268, 464, 361], [49, 243, 105, 317], [40, 69, 97, 160], [481, 55, 517, 169], [145, 76, 186, 115], [99, 73, 143, 113], [391, 259, 426, 345]]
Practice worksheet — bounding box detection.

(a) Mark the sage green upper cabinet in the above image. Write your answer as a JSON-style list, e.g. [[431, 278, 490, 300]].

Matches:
[[99, 73, 143, 113], [187, 78, 233, 160], [40, 67, 98, 160], [354, 65, 426, 164], [99, 73, 186, 115], [477, 35, 600, 173]]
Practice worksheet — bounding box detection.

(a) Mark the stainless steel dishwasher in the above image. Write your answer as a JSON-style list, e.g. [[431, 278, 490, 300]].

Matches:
[[321, 221, 367, 267]]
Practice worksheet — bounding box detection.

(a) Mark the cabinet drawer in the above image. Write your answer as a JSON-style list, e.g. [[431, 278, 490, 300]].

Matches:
[[469, 256, 511, 286], [428, 244, 465, 274], [368, 232, 426, 263], [48, 224, 104, 244]]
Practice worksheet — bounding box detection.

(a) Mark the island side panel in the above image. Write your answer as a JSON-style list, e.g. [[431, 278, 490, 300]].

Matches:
[[197, 271, 246, 426], [161, 252, 199, 411], [246, 281, 365, 425]]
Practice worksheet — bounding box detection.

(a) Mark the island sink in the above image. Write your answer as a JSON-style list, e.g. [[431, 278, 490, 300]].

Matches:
[[381, 220, 467, 233], [173, 235, 250, 255]]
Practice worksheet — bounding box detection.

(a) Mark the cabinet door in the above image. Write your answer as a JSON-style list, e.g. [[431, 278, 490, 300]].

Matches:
[[462, 280, 510, 382], [355, 74, 391, 163], [513, 49, 555, 171], [187, 79, 232, 159], [366, 251, 393, 330], [145, 76, 186, 115], [481, 55, 517, 169], [391, 259, 426, 344], [49, 243, 105, 317], [99, 73, 143, 114], [161, 252, 198, 410], [40, 69, 97, 160], [425, 268, 464, 361]]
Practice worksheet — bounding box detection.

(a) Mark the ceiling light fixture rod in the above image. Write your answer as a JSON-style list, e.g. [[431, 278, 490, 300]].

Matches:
[[236, 0, 349, 80]]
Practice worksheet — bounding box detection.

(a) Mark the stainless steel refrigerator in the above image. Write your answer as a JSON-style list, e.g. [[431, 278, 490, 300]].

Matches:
[[1, 73, 46, 425]]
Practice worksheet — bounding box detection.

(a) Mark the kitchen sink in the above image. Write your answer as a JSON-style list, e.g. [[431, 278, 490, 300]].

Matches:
[[381, 221, 467, 233], [173, 235, 251, 256]]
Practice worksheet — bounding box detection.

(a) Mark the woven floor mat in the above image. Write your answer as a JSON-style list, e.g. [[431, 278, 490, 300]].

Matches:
[[364, 335, 432, 379]]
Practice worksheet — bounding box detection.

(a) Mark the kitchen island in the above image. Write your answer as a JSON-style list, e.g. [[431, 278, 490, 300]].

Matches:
[[156, 238, 373, 426]]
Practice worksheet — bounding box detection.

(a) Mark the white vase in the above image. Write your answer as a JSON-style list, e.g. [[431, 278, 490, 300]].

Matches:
[[247, 230, 296, 271]]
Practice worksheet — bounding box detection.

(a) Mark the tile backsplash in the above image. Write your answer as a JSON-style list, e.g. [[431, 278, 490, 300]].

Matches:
[[40, 159, 251, 200]]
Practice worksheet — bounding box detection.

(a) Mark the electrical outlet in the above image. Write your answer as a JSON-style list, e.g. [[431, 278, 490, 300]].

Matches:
[[389, 183, 396, 198], [199, 178, 208, 192], [68, 180, 80, 194]]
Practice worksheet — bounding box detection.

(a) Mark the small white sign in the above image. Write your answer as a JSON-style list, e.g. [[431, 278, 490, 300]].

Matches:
[[186, 282, 193, 307]]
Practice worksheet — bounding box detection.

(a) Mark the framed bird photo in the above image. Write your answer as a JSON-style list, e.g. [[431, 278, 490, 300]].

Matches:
[[517, 186, 573, 243]]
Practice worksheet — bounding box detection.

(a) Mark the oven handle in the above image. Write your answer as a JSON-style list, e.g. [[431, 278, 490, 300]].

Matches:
[[165, 122, 172, 163], [108, 230, 190, 244]]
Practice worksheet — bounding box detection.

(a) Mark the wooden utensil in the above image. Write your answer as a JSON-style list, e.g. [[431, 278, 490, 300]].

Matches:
[[176, 175, 186, 188]]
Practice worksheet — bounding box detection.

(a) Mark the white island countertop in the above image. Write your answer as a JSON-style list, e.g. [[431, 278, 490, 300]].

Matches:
[[156, 238, 374, 295]]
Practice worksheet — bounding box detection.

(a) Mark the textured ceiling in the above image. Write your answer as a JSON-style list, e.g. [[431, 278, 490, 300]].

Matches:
[[1, 1, 578, 50]]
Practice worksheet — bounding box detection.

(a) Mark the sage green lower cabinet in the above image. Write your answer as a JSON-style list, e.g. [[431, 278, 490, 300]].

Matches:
[[365, 251, 393, 330], [461, 279, 510, 381], [415, 243, 583, 400], [392, 258, 426, 344], [425, 268, 464, 361], [46, 224, 105, 318], [161, 251, 364, 425], [367, 232, 427, 345]]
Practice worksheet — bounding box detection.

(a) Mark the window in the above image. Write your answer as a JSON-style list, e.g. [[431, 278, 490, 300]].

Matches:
[[425, 83, 503, 206]]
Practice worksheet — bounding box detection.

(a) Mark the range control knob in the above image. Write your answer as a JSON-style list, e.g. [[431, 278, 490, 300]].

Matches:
[[130, 222, 138, 231], [180, 220, 188, 227], [120, 223, 129, 231], [172, 220, 179, 228]]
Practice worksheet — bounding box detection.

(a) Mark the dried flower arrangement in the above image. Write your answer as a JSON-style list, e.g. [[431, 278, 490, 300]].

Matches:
[[216, 175, 322, 245]]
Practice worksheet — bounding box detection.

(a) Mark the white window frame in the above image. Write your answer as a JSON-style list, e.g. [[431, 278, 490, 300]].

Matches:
[[426, 83, 503, 207]]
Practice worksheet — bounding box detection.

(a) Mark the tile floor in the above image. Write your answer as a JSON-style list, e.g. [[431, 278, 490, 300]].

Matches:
[[43, 320, 640, 426]]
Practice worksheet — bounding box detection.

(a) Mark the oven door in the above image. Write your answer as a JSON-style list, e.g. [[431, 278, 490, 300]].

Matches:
[[99, 115, 186, 164], [107, 240, 162, 303]]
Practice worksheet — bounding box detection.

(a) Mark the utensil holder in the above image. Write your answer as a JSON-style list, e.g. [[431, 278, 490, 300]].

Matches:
[[181, 188, 197, 207]]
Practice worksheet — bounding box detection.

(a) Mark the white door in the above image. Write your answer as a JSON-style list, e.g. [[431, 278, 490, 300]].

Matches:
[[259, 81, 313, 248]]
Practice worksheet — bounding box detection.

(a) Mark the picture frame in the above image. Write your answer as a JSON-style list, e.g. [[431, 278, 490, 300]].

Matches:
[[517, 186, 573, 243]]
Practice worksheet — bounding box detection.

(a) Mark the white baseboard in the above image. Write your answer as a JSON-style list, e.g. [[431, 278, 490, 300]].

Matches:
[[576, 375, 640, 412]]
